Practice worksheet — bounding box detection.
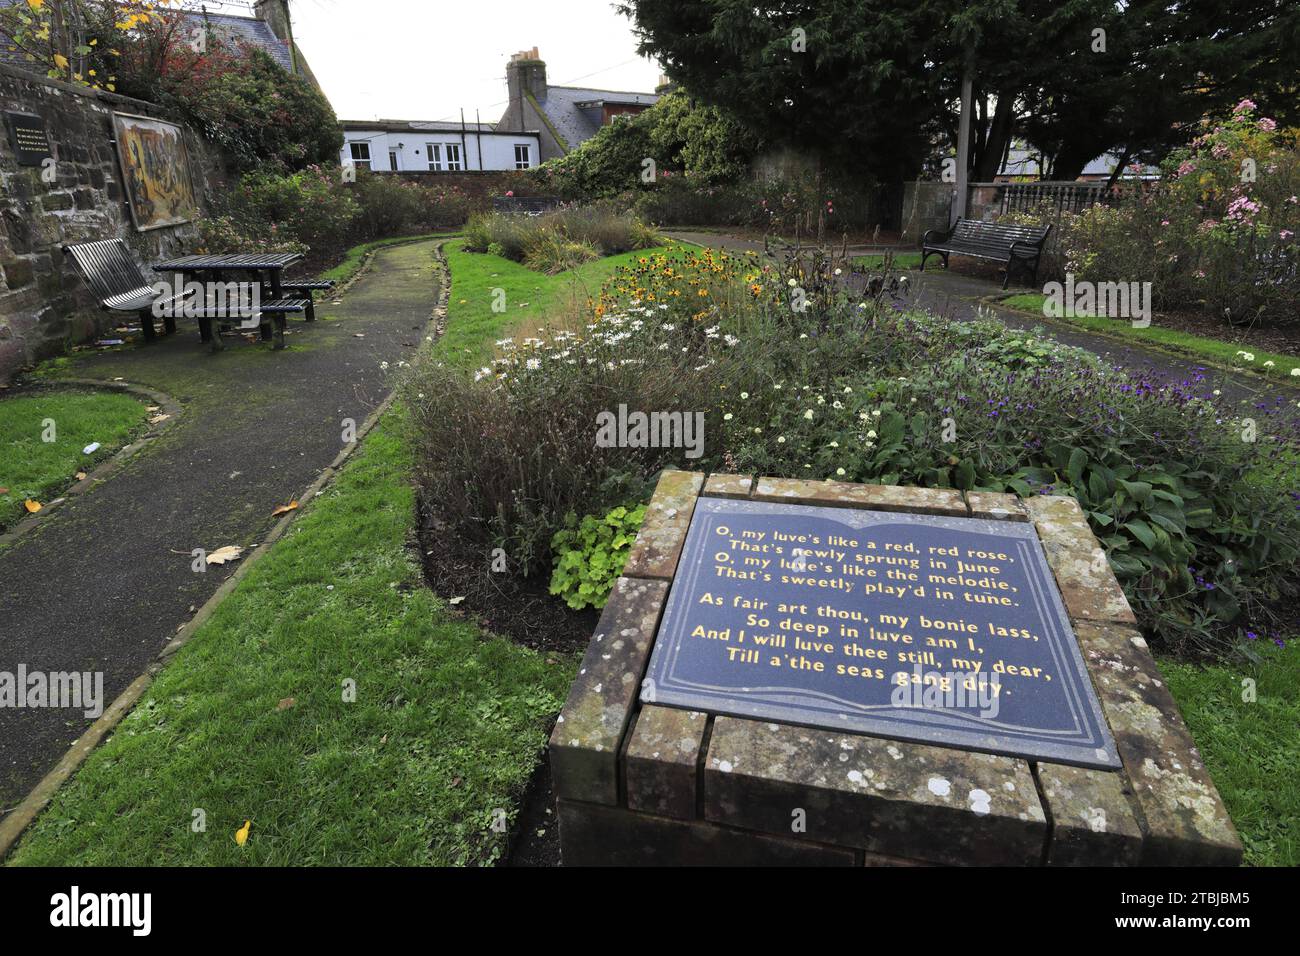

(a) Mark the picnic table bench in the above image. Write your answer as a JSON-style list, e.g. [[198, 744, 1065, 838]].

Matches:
[[921, 218, 1053, 289], [64, 240, 336, 351]]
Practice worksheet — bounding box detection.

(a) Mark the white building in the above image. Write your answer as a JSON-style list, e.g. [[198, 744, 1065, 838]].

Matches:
[[339, 120, 541, 173]]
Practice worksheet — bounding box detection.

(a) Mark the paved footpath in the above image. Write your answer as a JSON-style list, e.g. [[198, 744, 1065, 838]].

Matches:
[[667, 230, 1298, 407], [0, 240, 441, 817]]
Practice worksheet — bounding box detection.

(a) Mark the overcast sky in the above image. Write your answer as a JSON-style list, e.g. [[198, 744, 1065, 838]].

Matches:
[[275, 0, 663, 123]]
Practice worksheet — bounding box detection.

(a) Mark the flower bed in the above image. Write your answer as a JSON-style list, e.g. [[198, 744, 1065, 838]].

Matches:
[[405, 246, 1300, 658], [461, 208, 660, 273]]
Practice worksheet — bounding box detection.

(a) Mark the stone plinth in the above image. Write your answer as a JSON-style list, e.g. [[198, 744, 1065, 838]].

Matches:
[[550, 471, 1241, 866]]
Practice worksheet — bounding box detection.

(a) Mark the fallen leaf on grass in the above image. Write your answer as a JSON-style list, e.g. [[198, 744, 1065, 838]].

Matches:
[[24, 499, 41, 513], [148, 414, 170, 425], [0, 487, 9, 495], [277, 697, 296, 711], [235, 820, 251, 846], [74, 472, 87, 481], [271, 500, 299, 517], [206, 545, 243, 565], [447, 596, 465, 606]]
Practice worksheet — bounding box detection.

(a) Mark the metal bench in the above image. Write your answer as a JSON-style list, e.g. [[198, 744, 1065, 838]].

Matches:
[[62, 238, 193, 340], [187, 296, 313, 352], [492, 195, 562, 216], [921, 218, 1053, 289], [277, 279, 336, 322]]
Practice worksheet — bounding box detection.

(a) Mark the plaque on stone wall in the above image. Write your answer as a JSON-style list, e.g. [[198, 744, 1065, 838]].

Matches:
[[4, 111, 53, 167], [642, 497, 1121, 769]]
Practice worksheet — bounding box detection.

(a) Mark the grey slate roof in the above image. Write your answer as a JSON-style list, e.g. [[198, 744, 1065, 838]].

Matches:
[[179, 11, 293, 72], [535, 85, 659, 149]]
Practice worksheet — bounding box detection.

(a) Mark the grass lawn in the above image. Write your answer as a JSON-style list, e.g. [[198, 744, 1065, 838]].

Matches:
[[6, 239, 611, 866], [1001, 292, 1300, 380], [439, 239, 673, 366], [853, 251, 923, 270], [0, 390, 148, 531], [7, 409, 575, 866], [1160, 646, 1300, 867]]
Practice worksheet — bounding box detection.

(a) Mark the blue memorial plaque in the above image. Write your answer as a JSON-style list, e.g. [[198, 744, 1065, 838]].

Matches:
[[642, 498, 1121, 769]]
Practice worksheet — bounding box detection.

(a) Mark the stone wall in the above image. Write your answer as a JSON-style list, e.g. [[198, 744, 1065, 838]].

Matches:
[[901, 181, 952, 244], [0, 64, 227, 382]]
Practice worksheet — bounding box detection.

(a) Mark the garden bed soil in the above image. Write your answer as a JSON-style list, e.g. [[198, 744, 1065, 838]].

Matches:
[[1146, 308, 1300, 357], [415, 493, 597, 655]]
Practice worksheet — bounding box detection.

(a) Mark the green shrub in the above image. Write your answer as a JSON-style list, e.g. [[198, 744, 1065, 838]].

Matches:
[[407, 243, 1300, 658], [522, 231, 600, 274], [1017, 101, 1299, 323], [228, 166, 359, 256], [463, 208, 658, 268], [402, 313, 740, 576], [195, 215, 307, 257], [352, 173, 427, 238], [548, 504, 647, 610]]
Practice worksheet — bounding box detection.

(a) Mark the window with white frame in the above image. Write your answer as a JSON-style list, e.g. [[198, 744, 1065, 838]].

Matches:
[[349, 142, 371, 168], [426, 143, 442, 170], [445, 143, 462, 171], [514, 144, 532, 169]]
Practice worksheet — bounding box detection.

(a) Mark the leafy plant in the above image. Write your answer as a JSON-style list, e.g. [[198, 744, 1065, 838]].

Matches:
[[548, 504, 647, 610]]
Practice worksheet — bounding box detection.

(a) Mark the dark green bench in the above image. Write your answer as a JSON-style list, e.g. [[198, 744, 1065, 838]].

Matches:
[[921, 219, 1053, 289]]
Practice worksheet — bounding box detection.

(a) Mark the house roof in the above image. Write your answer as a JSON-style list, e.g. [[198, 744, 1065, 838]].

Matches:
[[178, 11, 293, 72], [0, 4, 293, 74], [340, 119, 539, 137], [534, 85, 659, 149]]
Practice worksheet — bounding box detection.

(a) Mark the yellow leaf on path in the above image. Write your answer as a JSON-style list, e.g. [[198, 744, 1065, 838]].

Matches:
[[75, 472, 87, 481], [206, 545, 242, 565], [235, 820, 251, 846], [148, 413, 170, 425], [271, 500, 298, 517], [24, 499, 41, 514]]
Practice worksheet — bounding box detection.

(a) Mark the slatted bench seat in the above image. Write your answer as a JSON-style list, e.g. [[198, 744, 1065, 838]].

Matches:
[[62, 238, 193, 340], [188, 297, 313, 352], [276, 279, 335, 322], [921, 218, 1053, 289]]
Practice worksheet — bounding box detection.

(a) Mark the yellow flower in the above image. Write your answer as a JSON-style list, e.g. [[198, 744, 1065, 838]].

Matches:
[[26, 0, 44, 11]]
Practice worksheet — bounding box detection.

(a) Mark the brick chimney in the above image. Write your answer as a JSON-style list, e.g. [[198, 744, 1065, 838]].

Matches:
[[506, 47, 547, 102]]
